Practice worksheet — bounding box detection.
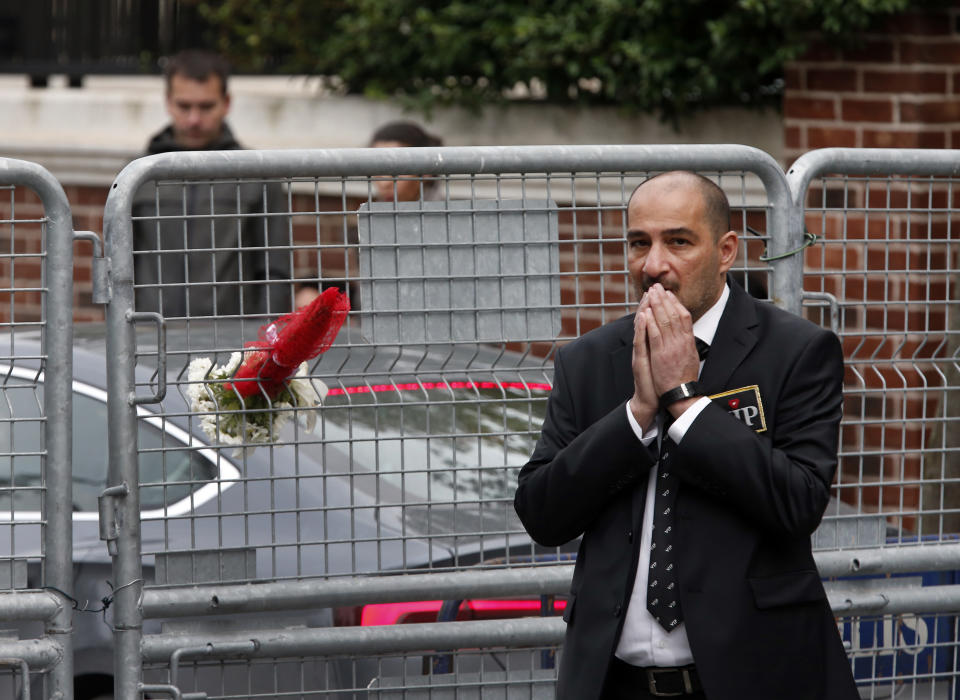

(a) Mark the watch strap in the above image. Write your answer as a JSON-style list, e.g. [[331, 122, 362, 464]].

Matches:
[[659, 381, 701, 409]]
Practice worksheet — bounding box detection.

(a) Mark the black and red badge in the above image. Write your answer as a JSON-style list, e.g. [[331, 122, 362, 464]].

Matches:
[[709, 385, 767, 433]]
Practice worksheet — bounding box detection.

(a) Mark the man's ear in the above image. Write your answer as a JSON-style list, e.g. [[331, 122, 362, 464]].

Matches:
[[223, 93, 232, 116], [717, 230, 738, 274]]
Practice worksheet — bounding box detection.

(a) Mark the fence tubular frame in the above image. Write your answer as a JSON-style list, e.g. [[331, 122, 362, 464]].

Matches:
[[140, 537, 960, 622], [788, 148, 960, 695], [0, 158, 76, 700], [102, 144, 791, 699], [787, 148, 960, 204], [787, 147, 960, 546]]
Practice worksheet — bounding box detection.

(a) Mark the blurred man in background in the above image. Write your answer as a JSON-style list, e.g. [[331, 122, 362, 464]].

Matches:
[[132, 49, 291, 318]]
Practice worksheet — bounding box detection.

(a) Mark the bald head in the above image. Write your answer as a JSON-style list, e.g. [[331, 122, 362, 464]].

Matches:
[[630, 171, 731, 240], [625, 169, 739, 321]]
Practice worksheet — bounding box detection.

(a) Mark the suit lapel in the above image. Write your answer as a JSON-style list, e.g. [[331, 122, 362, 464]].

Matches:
[[698, 280, 759, 396], [610, 315, 635, 389]]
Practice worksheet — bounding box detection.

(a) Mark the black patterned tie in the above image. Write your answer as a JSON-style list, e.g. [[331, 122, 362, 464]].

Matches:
[[647, 425, 682, 630], [646, 338, 708, 631]]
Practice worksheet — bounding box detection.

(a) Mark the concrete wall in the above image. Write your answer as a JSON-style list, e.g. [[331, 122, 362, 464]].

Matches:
[[0, 74, 783, 185]]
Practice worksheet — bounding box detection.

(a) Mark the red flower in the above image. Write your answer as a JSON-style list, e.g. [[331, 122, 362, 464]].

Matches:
[[226, 287, 350, 398]]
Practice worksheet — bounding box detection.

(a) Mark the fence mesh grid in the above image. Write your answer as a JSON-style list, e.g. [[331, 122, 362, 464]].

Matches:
[[104, 152, 960, 699], [118, 166, 771, 697], [799, 169, 960, 699], [0, 183, 48, 561], [141, 645, 561, 699], [127, 170, 771, 582], [802, 174, 960, 545], [0, 177, 66, 698]]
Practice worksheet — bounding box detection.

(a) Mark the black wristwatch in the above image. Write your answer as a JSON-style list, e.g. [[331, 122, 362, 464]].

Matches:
[[659, 381, 701, 409]]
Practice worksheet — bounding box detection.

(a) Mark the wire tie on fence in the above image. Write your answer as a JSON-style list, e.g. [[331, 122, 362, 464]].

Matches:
[[746, 225, 819, 262], [109, 577, 144, 595], [42, 585, 110, 613]]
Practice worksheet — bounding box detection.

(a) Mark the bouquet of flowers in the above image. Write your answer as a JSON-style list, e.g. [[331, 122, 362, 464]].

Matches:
[[186, 287, 350, 454]]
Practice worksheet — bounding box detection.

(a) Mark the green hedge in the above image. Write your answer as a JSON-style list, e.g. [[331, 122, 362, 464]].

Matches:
[[198, 0, 934, 120]]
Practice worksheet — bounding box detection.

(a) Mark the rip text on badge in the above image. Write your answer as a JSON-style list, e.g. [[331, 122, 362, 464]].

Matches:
[[709, 385, 767, 433]]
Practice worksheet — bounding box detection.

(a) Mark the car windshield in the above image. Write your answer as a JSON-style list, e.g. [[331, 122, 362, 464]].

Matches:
[[319, 380, 550, 503], [0, 376, 217, 513]]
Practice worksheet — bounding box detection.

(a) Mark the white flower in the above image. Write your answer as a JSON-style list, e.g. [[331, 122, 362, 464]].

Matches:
[[185, 354, 325, 457]]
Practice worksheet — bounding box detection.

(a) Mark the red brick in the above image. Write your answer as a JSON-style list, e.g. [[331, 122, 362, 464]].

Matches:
[[785, 126, 803, 149], [798, 41, 839, 62], [62, 185, 110, 208], [807, 126, 858, 148], [901, 335, 950, 360], [862, 130, 947, 148], [805, 186, 862, 210], [863, 70, 947, 94], [742, 238, 766, 261], [784, 96, 836, 120], [901, 99, 960, 122], [72, 264, 92, 284], [12, 187, 40, 206], [842, 336, 883, 361], [840, 39, 896, 63], [867, 246, 948, 271], [865, 184, 928, 210], [784, 66, 804, 91], [839, 216, 899, 240], [807, 242, 860, 269], [842, 98, 894, 122], [862, 423, 926, 451], [881, 11, 952, 36], [807, 68, 858, 92], [908, 218, 960, 240], [838, 275, 889, 302], [867, 306, 947, 333], [900, 40, 960, 64], [914, 182, 960, 209]]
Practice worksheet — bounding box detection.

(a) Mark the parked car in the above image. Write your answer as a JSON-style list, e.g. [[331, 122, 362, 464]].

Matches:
[[0, 319, 565, 698]]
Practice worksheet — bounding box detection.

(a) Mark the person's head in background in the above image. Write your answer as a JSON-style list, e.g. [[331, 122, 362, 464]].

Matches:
[[369, 121, 443, 201], [164, 49, 232, 150]]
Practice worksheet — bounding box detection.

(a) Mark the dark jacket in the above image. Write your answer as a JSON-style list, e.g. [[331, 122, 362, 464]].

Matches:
[[514, 281, 858, 700], [132, 124, 292, 318]]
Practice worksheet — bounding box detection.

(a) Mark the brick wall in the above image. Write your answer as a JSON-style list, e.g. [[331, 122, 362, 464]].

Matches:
[[0, 186, 637, 344], [0, 183, 768, 345], [784, 7, 960, 156], [785, 5, 960, 530]]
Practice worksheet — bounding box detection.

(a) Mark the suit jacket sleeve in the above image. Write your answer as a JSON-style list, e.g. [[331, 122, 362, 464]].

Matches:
[[514, 344, 656, 547], [674, 327, 844, 538]]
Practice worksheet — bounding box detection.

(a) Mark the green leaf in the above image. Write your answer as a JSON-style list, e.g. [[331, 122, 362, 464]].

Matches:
[[198, 0, 943, 121]]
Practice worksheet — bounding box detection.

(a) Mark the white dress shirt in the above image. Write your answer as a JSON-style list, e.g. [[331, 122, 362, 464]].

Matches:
[[615, 284, 730, 667]]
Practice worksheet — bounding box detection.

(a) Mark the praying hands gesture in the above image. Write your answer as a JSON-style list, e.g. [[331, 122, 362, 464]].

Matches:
[[629, 284, 701, 426]]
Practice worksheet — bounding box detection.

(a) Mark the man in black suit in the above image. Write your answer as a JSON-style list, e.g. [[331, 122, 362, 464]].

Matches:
[[514, 171, 858, 700]]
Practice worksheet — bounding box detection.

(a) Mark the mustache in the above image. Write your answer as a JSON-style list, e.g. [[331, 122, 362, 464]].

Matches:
[[640, 276, 678, 294]]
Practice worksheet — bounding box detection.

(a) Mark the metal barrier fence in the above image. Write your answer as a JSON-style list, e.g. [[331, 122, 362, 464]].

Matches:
[[99, 145, 788, 699], [790, 148, 960, 699], [0, 158, 76, 699], [68, 145, 958, 699]]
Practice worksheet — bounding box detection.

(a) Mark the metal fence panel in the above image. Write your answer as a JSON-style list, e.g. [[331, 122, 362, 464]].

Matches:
[[0, 158, 76, 699], [101, 145, 788, 699], [789, 147, 960, 698]]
